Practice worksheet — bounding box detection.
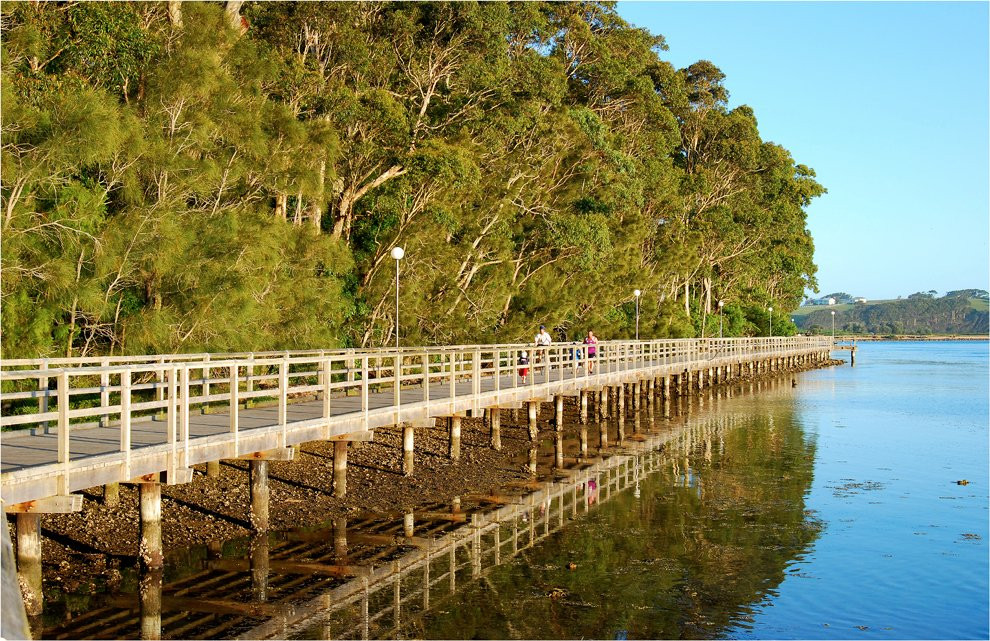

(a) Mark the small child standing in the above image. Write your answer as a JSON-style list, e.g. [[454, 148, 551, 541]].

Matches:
[[518, 350, 530, 383]]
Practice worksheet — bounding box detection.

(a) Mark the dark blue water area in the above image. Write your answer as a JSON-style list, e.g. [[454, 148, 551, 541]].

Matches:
[[730, 341, 989, 640]]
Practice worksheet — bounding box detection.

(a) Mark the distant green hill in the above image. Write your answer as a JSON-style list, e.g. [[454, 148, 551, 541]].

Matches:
[[793, 291, 989, 336]]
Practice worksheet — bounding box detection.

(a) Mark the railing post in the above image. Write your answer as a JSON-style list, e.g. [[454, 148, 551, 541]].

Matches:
[[230, 364, 239, 456], [394, 353, 402, 410], [99, 358, 110, 427], [279, 358, 288, 427], [422, 353, 430, 406], [57, 370, 70, 495], [156, 356, 165, 416], [449, 353, 456, 401], [38, 359, 50, 433], [322, 358, 333, 419], [361, 356, 370, 430], [202, 355, 211, 413], [494, 348, 501, 395], [179, 366, 189, 470], [121, 369, 132, 478], [247, 355, 255, 396], [167, 366, 177, 481], [473, 348, 481, 398]]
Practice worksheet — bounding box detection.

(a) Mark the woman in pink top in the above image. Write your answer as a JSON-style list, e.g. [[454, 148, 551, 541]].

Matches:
[[583, 330, 598, 373]]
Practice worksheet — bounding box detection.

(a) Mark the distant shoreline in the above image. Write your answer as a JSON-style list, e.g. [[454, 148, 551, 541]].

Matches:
[[827, 335, 988, 342]]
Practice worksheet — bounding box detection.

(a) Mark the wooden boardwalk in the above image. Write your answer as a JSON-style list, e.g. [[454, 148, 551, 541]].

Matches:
[[1, 337, 833, 507]]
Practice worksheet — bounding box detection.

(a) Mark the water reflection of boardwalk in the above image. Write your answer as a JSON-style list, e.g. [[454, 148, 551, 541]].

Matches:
[[37, 406, 741, 640]]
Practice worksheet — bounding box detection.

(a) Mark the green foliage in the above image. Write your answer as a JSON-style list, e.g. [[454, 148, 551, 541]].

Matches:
[[2, 1, 823, 357]]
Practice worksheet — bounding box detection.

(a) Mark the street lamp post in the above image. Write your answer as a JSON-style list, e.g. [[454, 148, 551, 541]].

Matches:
[[634, 289, 641, 340], [718, 300, 724, 338], [391, 246, 405, 350], [768, 306, 773, 338]]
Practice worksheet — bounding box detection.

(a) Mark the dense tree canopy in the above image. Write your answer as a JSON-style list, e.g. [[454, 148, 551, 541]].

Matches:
[[1, 1, 824, 357]]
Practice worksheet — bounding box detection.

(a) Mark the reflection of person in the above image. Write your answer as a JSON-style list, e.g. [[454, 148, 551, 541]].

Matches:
[[586, 478, 599, 506], [583, 330, 598, 373], [518, 350, 529, 383]]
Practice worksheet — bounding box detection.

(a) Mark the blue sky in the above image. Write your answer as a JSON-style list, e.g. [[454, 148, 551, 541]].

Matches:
[[617, 1, 989, 301]]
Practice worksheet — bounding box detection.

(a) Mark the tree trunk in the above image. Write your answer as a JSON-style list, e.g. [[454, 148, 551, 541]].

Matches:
[[293, 190, 303, 226], [275, 192, 287, 222], [168, 0, 183, 27], [224, 1, 245, 32], [309, 160, 325, 229]]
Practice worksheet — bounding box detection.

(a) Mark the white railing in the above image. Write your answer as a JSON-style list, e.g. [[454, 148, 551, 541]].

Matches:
[[0, 337, 829, 430], [0, 337, 829, 505]]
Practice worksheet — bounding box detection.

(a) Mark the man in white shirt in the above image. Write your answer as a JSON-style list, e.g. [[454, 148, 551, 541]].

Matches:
[[534, 325, 552, 346], [534, 325, 552, 365]]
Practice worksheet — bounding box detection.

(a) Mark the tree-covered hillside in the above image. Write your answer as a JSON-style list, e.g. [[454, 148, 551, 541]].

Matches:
[[1, 1, 823, 357], [797, 292, 989, 336]]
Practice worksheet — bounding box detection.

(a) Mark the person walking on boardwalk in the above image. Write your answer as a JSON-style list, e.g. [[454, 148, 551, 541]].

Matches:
[[584, 330, 598, 373], [518, 350, 530, 383], [534, 324, 552, 366]]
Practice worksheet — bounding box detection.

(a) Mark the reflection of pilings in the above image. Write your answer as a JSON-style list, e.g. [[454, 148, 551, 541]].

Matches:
[[246, 410, 746, 641], [250, 532, 270, 603], [139, 567, 163, 640], [528, 447, 538, 475], [333, 517, 347, 560]]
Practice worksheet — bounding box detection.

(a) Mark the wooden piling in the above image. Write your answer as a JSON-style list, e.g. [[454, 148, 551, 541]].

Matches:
[[139, 481, 163, 571], [333, 441, 348, 498], [554, 395, 564, 430], [448, 416, 461, 460], [616, 385, 625, 426], [579, 391, 588, 424], [207, 460, 220, 478], [528, 401, 539, 441], [103, 482, 120, 507], [15, 513, 42, 616], [489, 408, 501, 451], [249, 459, 269, 532], [403, 425, 415, 475]]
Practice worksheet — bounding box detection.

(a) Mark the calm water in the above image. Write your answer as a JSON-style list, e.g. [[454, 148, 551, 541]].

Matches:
[[389, 341, 989, 640]]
